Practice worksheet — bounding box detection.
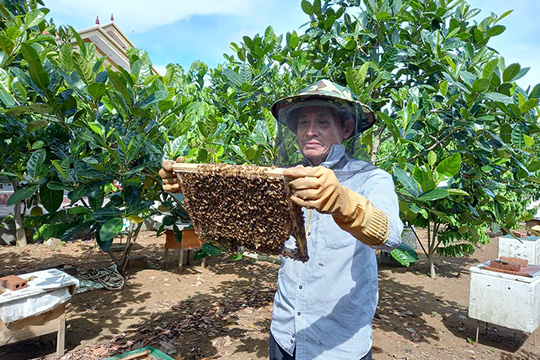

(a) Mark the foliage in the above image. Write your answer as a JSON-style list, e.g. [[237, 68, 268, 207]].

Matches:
[[1, 0, 539, 279], [390, 242, 418, 267], [0, 5, 188, 272]]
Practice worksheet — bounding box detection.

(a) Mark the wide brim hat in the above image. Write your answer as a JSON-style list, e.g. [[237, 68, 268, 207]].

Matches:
[[271, 79, 376, 138]]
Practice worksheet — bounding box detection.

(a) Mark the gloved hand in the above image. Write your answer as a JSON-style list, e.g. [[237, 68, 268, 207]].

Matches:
[[159, 156, 184, 193], [283, 165, 389, 246]]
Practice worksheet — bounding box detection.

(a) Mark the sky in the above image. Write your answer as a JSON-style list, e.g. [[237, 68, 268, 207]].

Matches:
[[43, 0, 539, 90]]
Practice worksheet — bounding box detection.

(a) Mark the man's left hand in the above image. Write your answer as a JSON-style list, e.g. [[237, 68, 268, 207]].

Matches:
[[283, 165, 346, 215], [284, 165, 390, 246]]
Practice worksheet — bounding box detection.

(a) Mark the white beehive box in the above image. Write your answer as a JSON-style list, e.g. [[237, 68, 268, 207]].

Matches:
[[498, 235, 540, 265], [468, 263, 540, 333]]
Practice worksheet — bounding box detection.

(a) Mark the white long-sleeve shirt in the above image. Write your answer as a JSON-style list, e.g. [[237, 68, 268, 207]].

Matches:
[[271, 144, 403, 359]]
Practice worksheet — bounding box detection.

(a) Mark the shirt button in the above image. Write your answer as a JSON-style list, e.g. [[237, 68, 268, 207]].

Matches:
[[297, 312, 301, 316], [299, 285, 303, 289], [290, 339, 294, 344]]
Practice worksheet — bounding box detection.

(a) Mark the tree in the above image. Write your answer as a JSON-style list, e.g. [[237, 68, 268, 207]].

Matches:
[[200, 0, 540, 276], [0, 0, 55, 246], [294, 0, 540, 276], [0, 3, 187, 274]]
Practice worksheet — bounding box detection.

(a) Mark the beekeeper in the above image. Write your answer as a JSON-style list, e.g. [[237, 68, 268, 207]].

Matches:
[[160, 79, 403, 360]]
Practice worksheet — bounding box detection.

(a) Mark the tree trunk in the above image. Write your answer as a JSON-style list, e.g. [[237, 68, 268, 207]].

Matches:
[[428, 252, 436, 278], [12, 179, 27, 246], [371, 129, 381, 164]]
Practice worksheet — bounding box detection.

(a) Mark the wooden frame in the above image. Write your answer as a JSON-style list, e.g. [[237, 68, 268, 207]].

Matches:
[[0, 304, 66, 356], [172, 163, 308, 261]]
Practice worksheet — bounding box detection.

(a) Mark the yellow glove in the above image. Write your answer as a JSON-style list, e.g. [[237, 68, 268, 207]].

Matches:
[[284, 165, 389, 246], [158, 156, 184, 193]]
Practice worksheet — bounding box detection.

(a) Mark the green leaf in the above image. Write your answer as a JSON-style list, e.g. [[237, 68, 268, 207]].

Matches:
[[40, 183, 63, 213], [28, 59, 50, 90], [20, 43, 40, 62], [7, 185, 39, 206], [377, 111, 399, 141], [194, 243, 223, 260], [439, 80, 448, 96], [529, 84, 540, 98], [25, 9, 46, 28], [140, 90, 168, 108], [389, 243, 418, 267], [486, 25, 505, 38], [417, 188, 449, 201], [524, 134, 534, 148], [301, 0, 313, 15], [472, 78, 490, 92], [72, 52, 93, 84], [520, 98, 539, 113], [87, 82, 106, 100], [412, 165, 425, 189], [31, 140, 44, 150], [51, 159, 70, 181], [393, 166, 420, 197], [27, 148, 46, 178], [68, 187, 87, 203], [435, 153, 461, 178], [380, 47, 398, 70], [222, 68, 241, 87], [348, 62, 370, 95], [99, 217, 124, 242], [93, 206, 123, 220], [503, 63, 520, 82], [447, 189, 469, 196], [511, 125, 528, 149], [88, 121, 104, 137], [484, 92, 512, 104], [376, 11, 390, 20], [47, 182, 71, 190], [482, 59, 499, 79], [427, 151, 437, 168], [61, 221, 93, 242]]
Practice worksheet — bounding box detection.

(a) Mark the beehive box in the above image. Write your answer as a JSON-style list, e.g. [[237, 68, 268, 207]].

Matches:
[[469, 262, 540, 332], [173, 163, 308, 261], [498, 235, 540, 265]]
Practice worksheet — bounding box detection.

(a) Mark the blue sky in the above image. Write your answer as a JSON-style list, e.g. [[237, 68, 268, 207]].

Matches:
[[44, 0, 539, 90]]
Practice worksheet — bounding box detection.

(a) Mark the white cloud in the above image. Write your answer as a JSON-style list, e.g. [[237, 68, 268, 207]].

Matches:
[[45, 0, 265, 33]]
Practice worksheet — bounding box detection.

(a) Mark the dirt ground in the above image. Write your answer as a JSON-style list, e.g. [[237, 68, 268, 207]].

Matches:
[[0, 229, 538, 360]]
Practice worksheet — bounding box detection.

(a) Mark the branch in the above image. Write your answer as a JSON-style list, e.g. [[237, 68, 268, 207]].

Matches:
[[409, 132, 453, 161], [410, 226, 428, 258]]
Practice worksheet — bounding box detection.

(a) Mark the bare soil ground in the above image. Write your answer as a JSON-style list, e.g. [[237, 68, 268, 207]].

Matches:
[[0, 230, 538, 360]]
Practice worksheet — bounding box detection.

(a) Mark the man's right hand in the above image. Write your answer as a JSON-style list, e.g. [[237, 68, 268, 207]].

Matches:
[[159, 156, 184, 193]]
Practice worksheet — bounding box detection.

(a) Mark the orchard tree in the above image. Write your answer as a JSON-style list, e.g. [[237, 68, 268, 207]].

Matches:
[[201, 0, 540, 276], [295, 0, 540, 276], [0, 3, 189, 274]]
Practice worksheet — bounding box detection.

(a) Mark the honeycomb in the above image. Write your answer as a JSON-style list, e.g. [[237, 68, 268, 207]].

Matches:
[[173, 163, 308, 261]]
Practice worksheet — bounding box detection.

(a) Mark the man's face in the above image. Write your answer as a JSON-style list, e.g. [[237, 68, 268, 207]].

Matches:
[[295, 106, 353, 166]]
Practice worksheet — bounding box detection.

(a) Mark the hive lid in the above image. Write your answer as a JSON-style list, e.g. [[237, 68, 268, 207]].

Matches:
[[470, 261, 540, 282]]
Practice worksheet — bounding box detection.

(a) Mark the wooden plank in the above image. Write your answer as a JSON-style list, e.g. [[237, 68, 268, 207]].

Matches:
[[172, 162, 287, 178], [56, 312, 65, 356], [0, 304, 65, 346]]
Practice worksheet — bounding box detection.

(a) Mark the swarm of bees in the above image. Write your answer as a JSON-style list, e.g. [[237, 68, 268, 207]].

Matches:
[[174, 163, 308, 261]]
